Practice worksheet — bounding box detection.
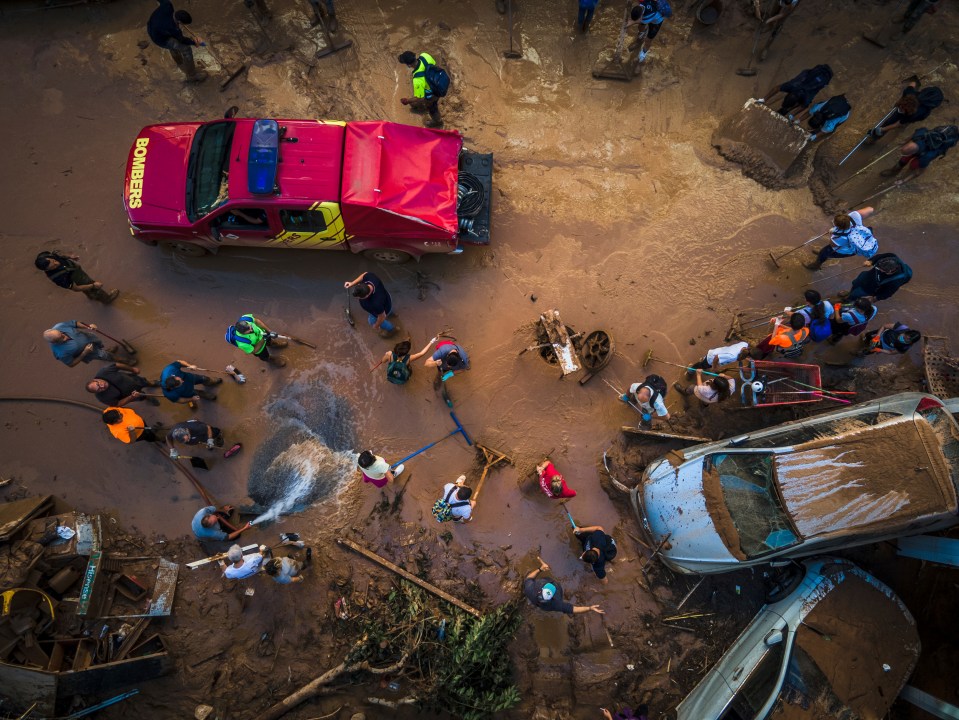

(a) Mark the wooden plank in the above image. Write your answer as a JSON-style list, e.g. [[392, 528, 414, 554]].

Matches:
[[113, 617, 151, 662], [621, 426, 710, 443], [187, 543, 258, 570], [336, 538, 482, 618]]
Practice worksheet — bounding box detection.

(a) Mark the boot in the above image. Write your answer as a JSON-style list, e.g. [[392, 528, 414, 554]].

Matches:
[[804, 261, 823, 271], [269, 355, 288, 368], [198, 390, 217, 401], [178, 50, 207, 83], [206, 377, 224, 386], [269, 337, 289, 348], [327, 11, 338, 33]]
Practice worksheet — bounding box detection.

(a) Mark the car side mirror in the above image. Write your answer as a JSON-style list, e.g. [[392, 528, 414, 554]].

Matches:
[[764, 629, 784, 646]]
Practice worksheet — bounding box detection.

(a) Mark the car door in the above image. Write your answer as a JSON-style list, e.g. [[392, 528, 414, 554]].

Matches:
[[207, 206, 275, 245], [269, 203, 348, 249], [718, 612, 790, 719]]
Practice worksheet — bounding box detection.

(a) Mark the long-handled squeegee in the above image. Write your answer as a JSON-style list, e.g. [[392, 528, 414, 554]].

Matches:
[[391, 412, 474, 468]]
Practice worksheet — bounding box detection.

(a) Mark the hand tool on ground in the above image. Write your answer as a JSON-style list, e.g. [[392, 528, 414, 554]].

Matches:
[[154, 444, 219, 504], [174, 454, 210, 470], [369, 357, 387, 373], [592, 0, 635, 81], [562, 505, 577, 530], [313, 11, 353, 58], [503, 0, 522, 59], [472, 443, 513, 504], [736, 10, 765, 76], [273, 332, 317, 349], [803, 265, 863, 286], [642, 532, 671, 576], [184, 27, 248, 92], [224, 442, 243, 459], [839, 107, 898, 166], [844, 180, 904, 207], [390, 411, 473, 469], [832, 145, 900, 190], [90, 327, 137, 356], [768, 230, 831, 268], [344, 288, 355, 328]]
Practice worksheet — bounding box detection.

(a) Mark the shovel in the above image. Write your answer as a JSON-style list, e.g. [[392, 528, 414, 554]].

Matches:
[[274, 332, 317, 349], [345, 288, 355, 328], [91, 328, 137, 356], [178, 455, 210, 471], [503, 0, 522, 59], [736, 14, 765, 76]]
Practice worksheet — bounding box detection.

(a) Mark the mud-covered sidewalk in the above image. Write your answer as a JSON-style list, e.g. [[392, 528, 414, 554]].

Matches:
[[1, 0, 958, 717]]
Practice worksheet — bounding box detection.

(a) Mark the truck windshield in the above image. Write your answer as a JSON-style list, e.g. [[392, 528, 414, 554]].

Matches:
[[706, 453, 800, 558], [187, 121, 235, 221]]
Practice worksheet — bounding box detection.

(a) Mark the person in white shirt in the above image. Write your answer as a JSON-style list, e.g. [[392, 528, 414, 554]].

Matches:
[[223, 544, 266, 580], [686, 341, 749, 375], [438, 475, 474, 522], [806, 207, 878, 270]]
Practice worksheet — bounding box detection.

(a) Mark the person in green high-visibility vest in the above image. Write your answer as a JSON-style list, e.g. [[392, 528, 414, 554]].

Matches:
[[398, 50, 442, 127], [225, 314, 288, 368]]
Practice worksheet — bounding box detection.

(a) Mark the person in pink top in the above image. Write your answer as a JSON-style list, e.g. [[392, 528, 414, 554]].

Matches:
[[536, 459, 577, 499]]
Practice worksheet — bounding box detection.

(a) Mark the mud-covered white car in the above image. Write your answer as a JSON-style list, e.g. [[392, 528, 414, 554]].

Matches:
[[630, 393, 959, 574], [677, 557, 920, 720]]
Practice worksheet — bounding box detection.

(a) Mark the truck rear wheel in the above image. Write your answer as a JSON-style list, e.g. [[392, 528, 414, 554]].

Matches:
[[363, 248, 412, 264], [160, 241, 209, 258]]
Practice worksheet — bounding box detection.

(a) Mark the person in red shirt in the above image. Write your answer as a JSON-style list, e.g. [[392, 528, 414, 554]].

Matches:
[[536, 459, 577, 499]]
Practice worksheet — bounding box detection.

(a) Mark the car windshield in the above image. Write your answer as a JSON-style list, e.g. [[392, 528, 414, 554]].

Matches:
[[187, 121, 235, 221], [705, 453, 800, 558]]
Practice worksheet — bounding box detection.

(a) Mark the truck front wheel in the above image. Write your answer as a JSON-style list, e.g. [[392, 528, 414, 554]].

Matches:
[[160, 241, 209, 258], [363, 248, 412, 264]]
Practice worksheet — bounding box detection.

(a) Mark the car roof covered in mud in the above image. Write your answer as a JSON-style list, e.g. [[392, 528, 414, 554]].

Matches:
[[767, 562, 920, 719], [775, 416, 956, 538]]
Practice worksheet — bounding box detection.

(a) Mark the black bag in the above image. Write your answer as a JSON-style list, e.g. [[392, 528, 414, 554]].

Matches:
[[424, 63, 451, 98], [784, 64, 833, 102], [917, 86, 944, 110], [811, 94, 850, 123], [641, 374, 668, 404], [913, 125, 959, 158]]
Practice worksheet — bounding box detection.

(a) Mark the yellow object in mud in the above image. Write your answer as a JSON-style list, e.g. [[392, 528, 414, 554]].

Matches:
[[1, 587, 56, 620]]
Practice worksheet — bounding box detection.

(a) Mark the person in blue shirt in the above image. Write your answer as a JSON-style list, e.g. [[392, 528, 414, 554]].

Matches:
[[43, 321, 119, 368], [345, 271, 396, 337], [160, 360, 221, 403], [192, 505, 251, 542], [799, 95, 852, 141], [577, 0, 599, 32], [626, 0, 667, 64]]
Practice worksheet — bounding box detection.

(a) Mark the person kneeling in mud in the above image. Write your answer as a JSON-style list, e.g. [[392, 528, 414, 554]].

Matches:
[[794, 94, 851, 141], [380, 337, 435, 385], [574, 524, 617, 585], [265, 544, 312, 585]]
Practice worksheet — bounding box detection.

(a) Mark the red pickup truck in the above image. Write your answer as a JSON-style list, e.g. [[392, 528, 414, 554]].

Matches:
[[123, 117, 492, 263]]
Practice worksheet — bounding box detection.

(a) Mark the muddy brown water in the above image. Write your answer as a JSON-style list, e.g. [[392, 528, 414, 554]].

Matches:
[[2, 0, 959, 717]]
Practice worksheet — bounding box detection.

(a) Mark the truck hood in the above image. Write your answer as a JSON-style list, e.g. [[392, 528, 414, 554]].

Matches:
[[124, 122, 201, 227], [642, 457, 738, 573]]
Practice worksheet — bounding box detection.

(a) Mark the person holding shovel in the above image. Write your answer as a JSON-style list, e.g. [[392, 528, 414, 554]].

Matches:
[[524, 559, 604, 615], [756, 0, 800, 62], [345, 271, 396, 338], [160, 360, 222, 404], [192, 505, 251, 542], [34, 251, 119, 304], [86, 364, 160, 407], [101, 407, 160, 445], [805, 207, 878, 270], [226, 314, 289, 368], [166, 420, 224, 459], [44, 322, 122, 368], [147, 0, 207, 83]]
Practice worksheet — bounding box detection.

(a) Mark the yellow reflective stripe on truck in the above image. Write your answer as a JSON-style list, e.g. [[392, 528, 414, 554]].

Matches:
[[271, 202, 349, 247]]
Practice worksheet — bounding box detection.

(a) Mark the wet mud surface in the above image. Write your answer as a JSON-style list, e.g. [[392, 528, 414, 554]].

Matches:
[[2, 0, 959, 717]]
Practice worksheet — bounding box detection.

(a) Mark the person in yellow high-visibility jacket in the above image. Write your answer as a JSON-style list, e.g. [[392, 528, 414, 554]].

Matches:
[[398, 50, 442, 127]]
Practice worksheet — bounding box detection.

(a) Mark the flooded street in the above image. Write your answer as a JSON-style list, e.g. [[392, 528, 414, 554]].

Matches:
[[1, 0, 958, 717]]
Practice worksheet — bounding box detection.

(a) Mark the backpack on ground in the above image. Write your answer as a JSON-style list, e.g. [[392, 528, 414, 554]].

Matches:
[[386, 353, 411, 385], [641, 374, 668, 404], [657, 0, 673, 18], [917, 86, 944, 110], [811, 95, 850, 123], [431, 486, 468, 523], [424, 63, 451, 98]]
